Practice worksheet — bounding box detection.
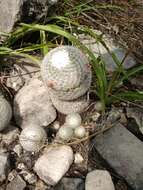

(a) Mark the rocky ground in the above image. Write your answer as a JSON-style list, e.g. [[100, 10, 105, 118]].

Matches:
[[0, 0, 143, 190]]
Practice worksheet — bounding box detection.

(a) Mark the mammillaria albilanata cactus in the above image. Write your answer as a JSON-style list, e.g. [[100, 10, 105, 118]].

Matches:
[[49, 91, 89, 115], [41, 46, 92, 101], [0, 94, 12, 131]]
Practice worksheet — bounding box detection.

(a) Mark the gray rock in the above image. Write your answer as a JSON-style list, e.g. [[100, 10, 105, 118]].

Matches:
[[6, 175, 26, 190], [130, 75, 143, 90], [78, 32, 136, 72], [93, 124, 143, 190], [0, 0, 58, 34], [14, 78, 57, 128], [20, 170, 37, 184], [34, 145, 74, 185], [126, 107, 143, 134], [54, 177, 84, 190], [13, 144, 22, 157], [35, 180, 49, 190], [0, 150, 9, 182], [1, 125, 19, 145], [85, 170, 115, 190], [6, 61, 40, 92]]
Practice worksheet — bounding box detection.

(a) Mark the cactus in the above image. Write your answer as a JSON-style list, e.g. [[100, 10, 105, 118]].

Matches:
[[50, 92, 89, 115], [0, 95, 12, 131], [41, 46, 92, 100]]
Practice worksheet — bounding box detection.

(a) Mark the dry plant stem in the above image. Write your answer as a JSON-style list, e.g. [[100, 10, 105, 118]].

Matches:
[[67, 124, 115, 146]]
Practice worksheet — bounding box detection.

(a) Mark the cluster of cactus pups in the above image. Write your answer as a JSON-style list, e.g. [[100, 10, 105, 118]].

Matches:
[[41, 45, 92, 114], [0, 46, 92, 152]]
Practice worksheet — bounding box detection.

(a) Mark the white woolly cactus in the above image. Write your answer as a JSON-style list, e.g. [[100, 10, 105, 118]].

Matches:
[[0, 95, 12, 131], [50, 93, 89, 115], [19, 124, 47, 152], [41, 45, 92, 100]]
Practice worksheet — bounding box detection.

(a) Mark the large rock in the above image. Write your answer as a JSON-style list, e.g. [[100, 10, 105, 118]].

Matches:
[[54, 177, 84, 190], [14, 79, 57, 127], [34, 145, 74, 185], [0, 0, 58, 34], [6, 58, 40, 92], [78, 32, 136, 72], [85, 170, 115, 190], [1, 125, 19, 145], [93, 124, 143, 190]]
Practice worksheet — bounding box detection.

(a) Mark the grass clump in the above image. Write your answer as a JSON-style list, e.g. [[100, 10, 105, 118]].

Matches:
[[0, 15, 143, 112]]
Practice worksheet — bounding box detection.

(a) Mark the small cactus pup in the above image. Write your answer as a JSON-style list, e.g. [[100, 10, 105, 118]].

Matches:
[[65, 113, 82, 129], [19, 124, 47, 152], [58, 125, 74, 141], [74, 126, 86, 138], [50, 92, 89, 115], [0, 94, 12, 131], [41, 45, 92, 100]]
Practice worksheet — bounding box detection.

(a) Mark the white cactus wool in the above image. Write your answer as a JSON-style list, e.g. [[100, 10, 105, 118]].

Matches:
[[41, 46, 92, 100]]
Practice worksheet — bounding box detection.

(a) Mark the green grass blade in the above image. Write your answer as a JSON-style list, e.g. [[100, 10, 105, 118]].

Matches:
[[40, 31, 49, 56], [109, 91, 143, 103]]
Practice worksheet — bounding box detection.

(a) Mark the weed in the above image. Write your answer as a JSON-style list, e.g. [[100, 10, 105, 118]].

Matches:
[[0, 16, 143, 111]]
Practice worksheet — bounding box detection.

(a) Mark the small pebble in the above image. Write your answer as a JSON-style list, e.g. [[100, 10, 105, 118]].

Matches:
[[74, 153, 84, 164], [53, 121, 60, 130]]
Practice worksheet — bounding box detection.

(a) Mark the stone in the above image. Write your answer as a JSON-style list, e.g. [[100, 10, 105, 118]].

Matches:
[[6, 175, 26, 190], [13, 144, 22, 157], [0, 0, 58, 34], [34, 145, 74, 185], [93, 124, 143, 190], [20, 170, 37, 184], [78, 32, 136, 72], [126, 107, 143, 133], [85, 170, 115, 190], [130, 75, 143, 90], [6, 60, 40, 92], [74, 153, 84, 164], [14, 79, 57, 127], [0, 149, 9, 182], [54, 177, 84, 190], [1, 125, 19, 145], [35, 180, 49, 190]]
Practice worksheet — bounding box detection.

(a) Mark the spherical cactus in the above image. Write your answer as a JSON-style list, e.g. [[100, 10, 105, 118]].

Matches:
[[58, 125, 73, 141], [0, 95, 12, 131], [65, 113, 82, 129], [19, 124, 47, 152], [14, 79, 57, 128], [50, 92, 89, 115], [74, 126, 86, 138], [49, 70, 91, 100], [41, 45, 91, 100]]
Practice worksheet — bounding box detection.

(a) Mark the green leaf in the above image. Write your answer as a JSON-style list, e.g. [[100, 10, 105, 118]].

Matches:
[[109, 91, 143, 103]]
